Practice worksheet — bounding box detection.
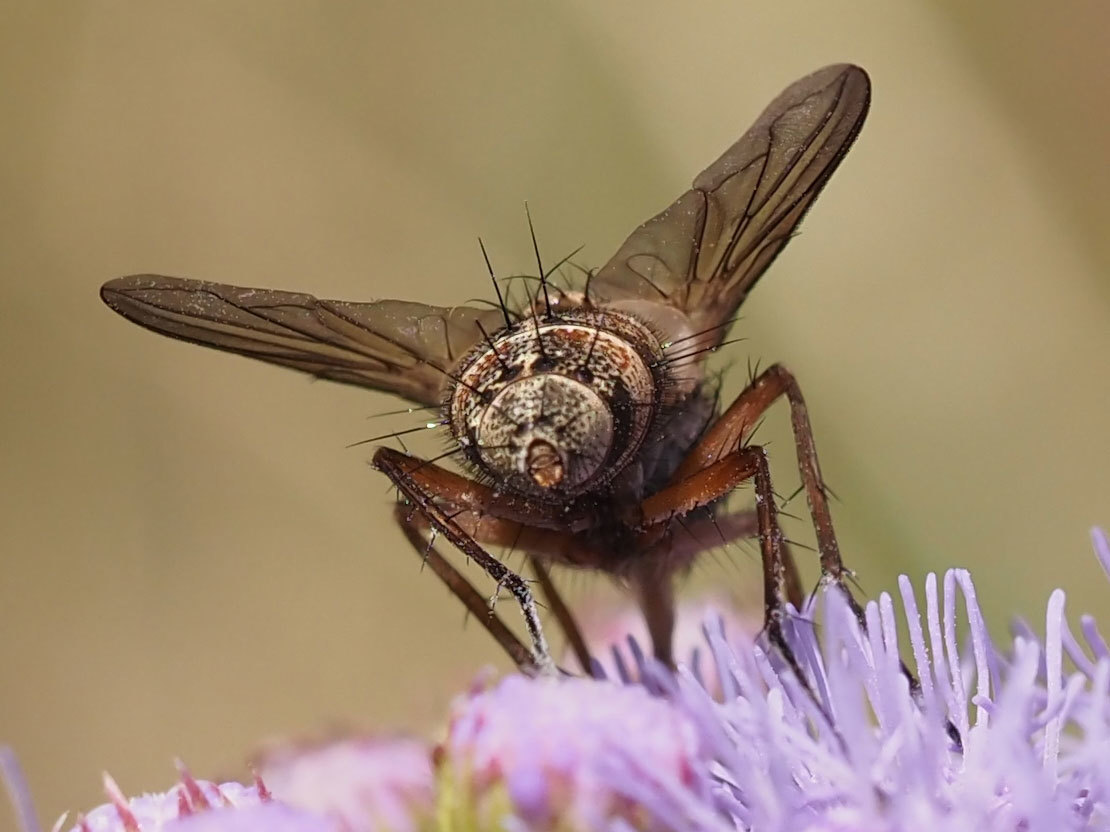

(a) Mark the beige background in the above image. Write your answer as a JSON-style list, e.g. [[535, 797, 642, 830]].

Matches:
[[2, 1, 1109, 826]]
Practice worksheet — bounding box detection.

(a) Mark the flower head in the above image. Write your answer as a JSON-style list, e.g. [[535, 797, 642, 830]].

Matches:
[[643, 530, 1110, 830], [439, 674, 721, 831], [569, 594, 753, 693], [19, 532, 1110, 832], [66, 769, 285, 832], [439, 529, 1110, 830], [255, 735, 434, 831], [164, 803, 338, 832]]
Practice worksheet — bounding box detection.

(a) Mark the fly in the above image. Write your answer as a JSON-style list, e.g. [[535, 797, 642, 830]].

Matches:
[[101, 64, 871, 681]]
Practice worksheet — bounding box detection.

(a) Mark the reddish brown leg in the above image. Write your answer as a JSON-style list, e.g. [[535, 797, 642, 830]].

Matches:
[[375, 447, 600, 673], [394, 498, 594, 673], [392, 504, 534, 670], [372, 449, 589, 534], [641, 444, 817, 693], [665, 368, 943, 737], [672, 363, 844, 582], [373, 448, 602, 565], [374, 449, 555, 674], [529, 557, 594, 673]]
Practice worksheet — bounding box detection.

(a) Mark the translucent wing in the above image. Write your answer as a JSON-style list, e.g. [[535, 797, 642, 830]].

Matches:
[[590, 64, 870, 339], [101, 275, 509, 406]]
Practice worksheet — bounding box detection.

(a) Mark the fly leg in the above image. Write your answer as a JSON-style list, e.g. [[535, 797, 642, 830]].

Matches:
[[624, 507, 802, 668], [639, 444, 815, 696], [375, 448, 555, 674], [666, 366, 947, 738], [528, 556, 593, 673], [391, 503, 535, 670], [374, 447, 598, 674], [672, 363, 845, 587]]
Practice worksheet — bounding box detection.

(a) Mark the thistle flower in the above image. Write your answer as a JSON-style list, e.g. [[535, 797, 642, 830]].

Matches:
[[255, 735, 435, 831], [14, 532, 1110, 832], [567, 595, 753, 694], [438, 674, 719, 831], [59, 768, 319, 832], [50, 739, 437, 832], [439, 530, 1110, 830], [161, 803, 339, 832]]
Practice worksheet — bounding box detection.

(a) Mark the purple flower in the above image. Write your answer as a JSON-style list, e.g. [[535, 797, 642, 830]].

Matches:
[[10, 532, 1110, 831], [439, 673, 721, 831], [567, 595, 754, 692], [62, 768, 292, 832], [48, 739, 437, 832], [440, 529, 1110, 830], [164, 803, 339, 832], [255, 735, 435, 831]]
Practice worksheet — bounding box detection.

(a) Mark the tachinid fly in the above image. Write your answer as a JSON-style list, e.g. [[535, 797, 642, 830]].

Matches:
[[102, 64, 871, 677]]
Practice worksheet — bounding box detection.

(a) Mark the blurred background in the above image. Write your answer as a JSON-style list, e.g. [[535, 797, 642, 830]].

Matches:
[[2, 0, 1109, 825]]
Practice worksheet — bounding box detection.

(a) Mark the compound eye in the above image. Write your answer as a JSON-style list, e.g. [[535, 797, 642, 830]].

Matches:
[[526, 439, 564, 488]]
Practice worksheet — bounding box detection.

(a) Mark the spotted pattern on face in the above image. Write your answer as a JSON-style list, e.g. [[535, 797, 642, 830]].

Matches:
[[448, 308, 666, 501]]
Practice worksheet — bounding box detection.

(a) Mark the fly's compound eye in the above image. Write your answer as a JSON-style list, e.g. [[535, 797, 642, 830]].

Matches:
[[449, 310, 665, 501]]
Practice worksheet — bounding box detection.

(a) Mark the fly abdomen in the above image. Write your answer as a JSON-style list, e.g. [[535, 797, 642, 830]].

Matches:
[[448, 309, 671, 502]]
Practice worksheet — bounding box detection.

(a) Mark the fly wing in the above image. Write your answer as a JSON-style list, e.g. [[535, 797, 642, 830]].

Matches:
[[590, 64, 870, 340], [101, 274, 508, 406]]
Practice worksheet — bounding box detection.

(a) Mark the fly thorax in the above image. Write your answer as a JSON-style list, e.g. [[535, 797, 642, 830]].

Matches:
[[448, 309, 667, 501]]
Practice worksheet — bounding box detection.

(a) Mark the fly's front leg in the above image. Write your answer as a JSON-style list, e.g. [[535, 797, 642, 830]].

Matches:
[[394, 499, 595, 673], [374, 447, 605, 674], [641, 444, 815, 694], [391, 504, 535, 671], [528, 557, 594, 674], [667, 368, 942, 732], [374, 447, 556, 675], [672, 364, 845, 587]]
